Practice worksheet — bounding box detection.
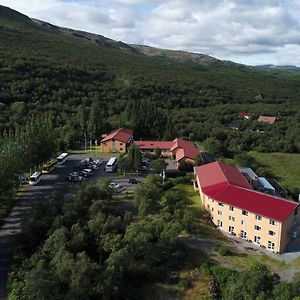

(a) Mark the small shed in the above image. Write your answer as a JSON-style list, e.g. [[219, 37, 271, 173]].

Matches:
[[238, 168, 258, 185], [257, 177, 275, 195]]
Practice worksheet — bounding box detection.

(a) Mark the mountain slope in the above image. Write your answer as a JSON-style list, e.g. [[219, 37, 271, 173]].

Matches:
[[0, 4, 299, 151]]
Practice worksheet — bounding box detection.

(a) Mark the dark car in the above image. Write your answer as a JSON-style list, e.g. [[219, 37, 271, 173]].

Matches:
[[128, 178, 139, 184]]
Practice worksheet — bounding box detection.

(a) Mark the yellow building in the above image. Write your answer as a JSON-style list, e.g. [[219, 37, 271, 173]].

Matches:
[[101, 128, 133, 153], [195, 161, 299, 253]]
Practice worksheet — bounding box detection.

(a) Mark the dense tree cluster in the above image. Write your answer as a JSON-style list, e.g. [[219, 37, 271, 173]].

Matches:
[[8, 178, 194, 299], [210, 264, 300, 300]]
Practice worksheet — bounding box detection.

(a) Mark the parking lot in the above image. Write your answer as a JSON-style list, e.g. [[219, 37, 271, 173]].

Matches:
[[64, 153, 145, 193], [0, 152, 145, 299]]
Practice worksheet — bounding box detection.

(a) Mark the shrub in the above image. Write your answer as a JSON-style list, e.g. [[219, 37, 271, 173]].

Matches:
[[218, 245, 232, 256]]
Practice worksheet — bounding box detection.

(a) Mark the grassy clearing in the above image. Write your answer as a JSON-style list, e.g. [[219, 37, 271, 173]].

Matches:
[[249, 152, 300, 191]]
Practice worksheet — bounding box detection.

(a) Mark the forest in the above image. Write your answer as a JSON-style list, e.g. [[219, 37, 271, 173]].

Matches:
[[7, 178, 300, 300], [0, 5, 299, 154]]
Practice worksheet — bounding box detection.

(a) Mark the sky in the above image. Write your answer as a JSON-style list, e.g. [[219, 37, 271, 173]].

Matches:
[[2, 0, 300, 66]]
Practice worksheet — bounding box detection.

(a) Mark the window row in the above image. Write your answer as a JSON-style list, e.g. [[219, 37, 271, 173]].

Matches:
[[212, 204, 276, 226]]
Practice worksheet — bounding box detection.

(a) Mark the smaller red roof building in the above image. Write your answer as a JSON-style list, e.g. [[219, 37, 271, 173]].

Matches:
[[134, 141, 174, 150], [135, 138, 202, 163], [238, 112, 252, 119], [101, 128, 133, 143], [171, 138, 201, 162], [258, 115, 277, 124]]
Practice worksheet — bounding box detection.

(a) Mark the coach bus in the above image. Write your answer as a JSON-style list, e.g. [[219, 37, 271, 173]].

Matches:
[[105, 157, 117, 173], [29, 172, 42, 185], [42, 159, 58, 174], [57, 152, 69, 164]]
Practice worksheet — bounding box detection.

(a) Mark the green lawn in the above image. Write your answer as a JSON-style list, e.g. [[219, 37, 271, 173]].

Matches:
[[249, 152, 300, 191]]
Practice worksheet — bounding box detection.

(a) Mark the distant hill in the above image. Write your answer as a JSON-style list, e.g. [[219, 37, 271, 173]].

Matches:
[[256, 64, 300, 71], [0, 4, 299, 153], [32, 18, 228, 67]]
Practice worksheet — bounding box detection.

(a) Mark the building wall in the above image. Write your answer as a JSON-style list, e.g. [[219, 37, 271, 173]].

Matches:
[[101, 140, 128, 153], [279, 214, 294, 252], [139, 149, 173, 157], [195, 177, 293, 253]]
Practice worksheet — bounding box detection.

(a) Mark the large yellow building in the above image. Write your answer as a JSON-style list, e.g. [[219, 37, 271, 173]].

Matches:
[[195, 161, 299, 253]]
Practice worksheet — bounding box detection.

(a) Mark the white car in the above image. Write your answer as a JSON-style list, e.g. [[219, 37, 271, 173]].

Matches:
[[83, 168, 93, 175], [109, 182, 120, 189]]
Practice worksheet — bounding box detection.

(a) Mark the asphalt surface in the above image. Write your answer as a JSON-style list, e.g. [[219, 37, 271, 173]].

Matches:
[[0, 153, 144, 299]]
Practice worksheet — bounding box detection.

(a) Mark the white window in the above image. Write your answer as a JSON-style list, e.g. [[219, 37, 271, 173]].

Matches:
[[268, 241, 275, 250], [269, 220, 276, 226], [242, 210, 248, 216], [254, 236, 261, 245], [211, 207, 214, 212], [229, 226, 234, 233], [255, 215, 262, 221], [255, 225, 261, 231], [207, 205, 210, 210], [241, 220, 247, 226], [218, 202, 224, 207], [229, 206, 234, 211], [217, 220, 223, 228], [240, 230, 247, 238], [269, 230, 275, 236], [218, 210, 223, 216], [229, 216, 235, 221]]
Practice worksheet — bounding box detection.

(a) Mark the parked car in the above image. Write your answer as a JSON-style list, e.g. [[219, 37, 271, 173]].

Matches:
[[94, 159, 102, 166], [84, 168, 93, 175], [91, 164, 99, 170], [128, 178, 139, 184], [69, 172, 80, 177], [78, 171, 89, 177], [109, 182, 120, 189]]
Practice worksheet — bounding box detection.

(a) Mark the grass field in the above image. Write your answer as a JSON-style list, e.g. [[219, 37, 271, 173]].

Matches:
[[249, 152, 300, 191]]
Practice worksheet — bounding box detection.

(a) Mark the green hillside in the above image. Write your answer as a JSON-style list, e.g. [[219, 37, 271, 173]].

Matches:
[[249, 152, 300, 192], [0, 5, 299, 152]]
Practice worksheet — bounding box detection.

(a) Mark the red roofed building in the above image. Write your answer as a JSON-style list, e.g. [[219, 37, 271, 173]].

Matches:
[[239, 112, 252, 120], [258, 115, 277, 124], [101, 128, 133, 153], [134, 141, 174, 156], [135, 138, 202, 166], [195, 161, 299, 253]]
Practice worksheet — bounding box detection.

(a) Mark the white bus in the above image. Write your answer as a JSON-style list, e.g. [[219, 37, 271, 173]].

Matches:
[[105, 157, 117, 173], [57, 152, 69, 164], [29, 172, 42, 185]]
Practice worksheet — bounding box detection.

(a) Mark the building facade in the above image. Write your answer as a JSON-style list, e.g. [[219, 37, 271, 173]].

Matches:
[[135, 138, 202, 167], [101, 128, 133, 153], [195, 162, 298, 253]]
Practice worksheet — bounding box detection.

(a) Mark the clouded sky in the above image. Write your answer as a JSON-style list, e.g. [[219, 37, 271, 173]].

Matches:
[[2, 0, 300, 66]]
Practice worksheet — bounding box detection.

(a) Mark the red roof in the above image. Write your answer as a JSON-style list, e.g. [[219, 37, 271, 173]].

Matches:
[[172, 138, 201, 162], [101, 128, 133, 143], [134, 140, 174, 150], [258, 115, 277, 124], [196, 162, 297, 222], [135, 138, 201, 162], [239, 112, 252, 118]]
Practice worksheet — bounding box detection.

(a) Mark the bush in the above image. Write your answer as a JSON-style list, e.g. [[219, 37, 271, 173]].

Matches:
[[177, 279, 192, 289], [218, 245, 232, 256]]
